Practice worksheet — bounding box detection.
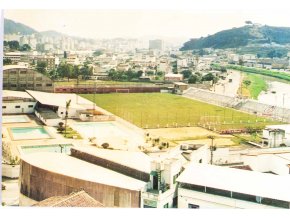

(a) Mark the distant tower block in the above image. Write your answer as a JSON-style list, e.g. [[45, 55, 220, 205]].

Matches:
[[149, 39, 164, 50]]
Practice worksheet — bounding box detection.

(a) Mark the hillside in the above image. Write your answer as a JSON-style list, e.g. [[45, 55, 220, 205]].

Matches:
[[4, 18, 38, 35], [180, 24, 290, 50]]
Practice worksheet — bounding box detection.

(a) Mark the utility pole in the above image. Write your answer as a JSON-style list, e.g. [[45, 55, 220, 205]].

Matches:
[[208, 135, 216, 165]]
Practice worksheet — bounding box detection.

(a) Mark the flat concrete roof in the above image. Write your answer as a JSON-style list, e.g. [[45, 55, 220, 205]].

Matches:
[[3, 65, 28, 70], [3, 90, 34, 99], [177, 163, 290, 202], [26, 90, 94, 110], [73, 146, 151, 173], [22, 152, 146, 191]]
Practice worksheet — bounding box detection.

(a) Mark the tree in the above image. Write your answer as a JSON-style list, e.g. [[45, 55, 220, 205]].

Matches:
[[93, 49, 103, 56], [80, 65, 93, 80], [202, 73, 215, 81], [57, 63, 73, 81], [238, 58, 244, 66], [7, 41, 20, 50], [73, 65, 80, 82], [220, 66, 227, 73], [180, 70, 192, 79], [36, 61, 47, 74], [188, 74, 198, 84], [243, 80, 251, 87], [64, 99, 71, 137], [19, 44, 31, 51], [3, 58, 12, 65]]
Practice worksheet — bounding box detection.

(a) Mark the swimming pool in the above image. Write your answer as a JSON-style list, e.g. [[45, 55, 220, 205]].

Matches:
[[72, 122, 130, 139], [21, 144, 73, 155], [9, 127, 52, 140], [2, 115, 30, 123]]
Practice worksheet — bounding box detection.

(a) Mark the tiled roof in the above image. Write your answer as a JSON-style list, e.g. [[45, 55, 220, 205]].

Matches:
[[33, 191, 104, 207]]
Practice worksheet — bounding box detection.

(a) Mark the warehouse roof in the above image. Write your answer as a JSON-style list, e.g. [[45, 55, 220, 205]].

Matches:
[[2, 90, 34, 99], [22, 152, 147, 191], [73, 146, 151, 173], [26, 90, 94, 110]]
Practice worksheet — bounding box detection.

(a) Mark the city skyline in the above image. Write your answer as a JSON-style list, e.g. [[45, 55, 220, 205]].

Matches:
[[4, 8, 290, 41]]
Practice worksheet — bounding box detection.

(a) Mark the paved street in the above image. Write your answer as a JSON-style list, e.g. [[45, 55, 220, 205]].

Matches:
[[213, 70, 241, 97]]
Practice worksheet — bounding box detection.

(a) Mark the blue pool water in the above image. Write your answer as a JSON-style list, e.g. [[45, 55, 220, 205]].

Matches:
[[21, 144, 73, 155], [3, 115, 30, 123], [10, 127, 52, 140]]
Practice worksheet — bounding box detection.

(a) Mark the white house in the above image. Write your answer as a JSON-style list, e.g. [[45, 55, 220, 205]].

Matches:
[[262, 124, 290, 147]]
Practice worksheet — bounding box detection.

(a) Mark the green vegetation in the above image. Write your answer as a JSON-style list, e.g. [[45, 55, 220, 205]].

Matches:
[[54, 79, 150, 86], [81, 93, 277, 130], [58, 127, 82, 139], [228, 65, 290, 82], [242, 73, 268, 99], [180, 24, 290, 50]]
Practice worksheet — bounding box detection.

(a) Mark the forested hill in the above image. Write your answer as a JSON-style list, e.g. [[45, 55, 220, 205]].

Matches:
[[4, 18, 38, 35], [180, 24, 290, 50]]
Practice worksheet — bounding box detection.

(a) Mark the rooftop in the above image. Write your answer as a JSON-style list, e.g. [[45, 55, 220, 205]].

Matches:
[[22, 152, 147, 191], [177, 163, 290, 202], [73, 146, 151, 173], [33, 190, 104, 207], [3, 65, 28, 70], [2, 90, 34, 99], [26, 90, 95, 110]]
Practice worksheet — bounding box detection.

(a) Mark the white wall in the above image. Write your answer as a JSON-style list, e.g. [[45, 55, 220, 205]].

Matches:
[[57, 107, 78, 119], [242, 154, 290, 175], [2, 102, 36, 114], [2, 164, 20, 178], [178, 188, 279, 209]]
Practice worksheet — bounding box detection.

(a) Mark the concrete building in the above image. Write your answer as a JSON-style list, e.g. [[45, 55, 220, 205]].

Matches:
[[262, 125, 290, 147], [19, 152, 147, 207], [3, 65, 54, 92], [177, 163, 290, 209], [2, 90, 37, 114], [35, 56, 56, 71], [149, 39, 164, 51], [66, 54, 80, 65], [164, 73, 183, 82], [26, 90, 114, 126]]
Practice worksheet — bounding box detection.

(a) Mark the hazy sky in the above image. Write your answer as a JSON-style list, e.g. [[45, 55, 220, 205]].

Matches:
[[4, 0, 290, 40]]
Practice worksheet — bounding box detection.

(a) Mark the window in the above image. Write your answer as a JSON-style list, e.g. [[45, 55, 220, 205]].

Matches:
[[27, 84, 34, 87], [10, 84, 17, 87], [36, 84, 42, 87], [15, 106, 21, 108], [60, 112, 63, 114], [199, 159, 202, 163], [46, 83, 52, 87], [10, 71, 17, 74], [2, 106, 6, 109], [188, 203, 200, 209], [20, 84, 27, 87], [20, 71, 27, 74], [28, 105, 34, 108]]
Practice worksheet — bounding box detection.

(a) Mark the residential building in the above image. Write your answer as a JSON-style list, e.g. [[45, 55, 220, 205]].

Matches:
[[66, 54, 80, 65], [262, 124, 290, 147], [149, 39, 164, 51], [164, 73, 183, 82], [35, 56, 56, 71]]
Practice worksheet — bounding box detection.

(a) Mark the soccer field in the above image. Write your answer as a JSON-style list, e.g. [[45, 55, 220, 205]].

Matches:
[[80, 93, 277, 130]]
